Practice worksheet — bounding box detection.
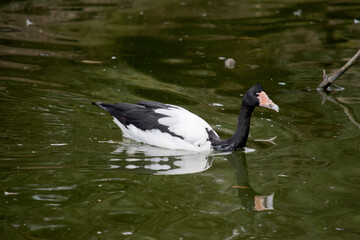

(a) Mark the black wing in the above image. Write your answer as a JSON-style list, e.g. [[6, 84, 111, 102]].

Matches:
[[92, 101, 184, 139]]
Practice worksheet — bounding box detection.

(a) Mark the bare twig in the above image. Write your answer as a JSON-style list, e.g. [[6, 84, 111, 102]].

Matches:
[[254, 136, 277, 145], [318, 49, 360, 91]]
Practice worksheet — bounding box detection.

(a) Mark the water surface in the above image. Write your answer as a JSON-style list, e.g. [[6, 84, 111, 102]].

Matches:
[[1, 0, 360, 239]]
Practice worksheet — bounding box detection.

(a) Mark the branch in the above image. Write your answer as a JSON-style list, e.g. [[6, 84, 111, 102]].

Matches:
[[318, 49, 360, 91]]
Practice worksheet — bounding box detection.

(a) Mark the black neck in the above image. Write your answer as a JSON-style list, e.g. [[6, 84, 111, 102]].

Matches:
[[212, 103, 255, 151]]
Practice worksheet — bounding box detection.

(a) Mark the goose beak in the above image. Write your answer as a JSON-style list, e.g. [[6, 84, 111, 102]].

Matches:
[[257, 91, 279, 112]]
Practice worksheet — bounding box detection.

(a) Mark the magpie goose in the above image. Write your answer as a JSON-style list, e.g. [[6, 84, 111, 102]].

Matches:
[[92, 83, 279, 151]]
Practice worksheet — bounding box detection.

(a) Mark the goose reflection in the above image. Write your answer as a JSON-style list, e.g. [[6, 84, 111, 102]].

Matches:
[[226, 151, 274, 211], [110, 141, 274, 210], [110, 140, 215, 175]]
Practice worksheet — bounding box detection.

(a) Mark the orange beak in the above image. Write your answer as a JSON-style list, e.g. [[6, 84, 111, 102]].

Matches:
[[257, 91, 279, 112]]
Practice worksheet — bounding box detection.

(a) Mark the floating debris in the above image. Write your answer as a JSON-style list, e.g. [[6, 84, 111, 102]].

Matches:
[[26, 19, 34, 27], [50, 143, 67, 146], [254, 136, 277, 145], [210, 102, 224, 107], [293, 9, 302, 17], [160, 58, 191, 64], [4, 191, 19, 196], [111, 56, 117, 60], [81, 60, 103, 64], [225, 58, 236, 69], [354, 19, 360, 24], [278, 82, 286, 86]]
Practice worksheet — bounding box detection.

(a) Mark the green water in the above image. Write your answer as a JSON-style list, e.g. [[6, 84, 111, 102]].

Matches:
[[1, 0, 360, 239]]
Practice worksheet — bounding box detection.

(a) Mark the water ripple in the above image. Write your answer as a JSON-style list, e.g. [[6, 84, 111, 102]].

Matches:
[[32, 194, 70, 202]]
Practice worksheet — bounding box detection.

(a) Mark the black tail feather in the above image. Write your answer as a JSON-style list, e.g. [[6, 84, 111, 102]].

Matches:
[[92, 101, 113, 113]]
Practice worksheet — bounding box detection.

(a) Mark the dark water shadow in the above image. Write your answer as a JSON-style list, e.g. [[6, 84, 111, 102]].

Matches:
[[226, 151, 274, 211]]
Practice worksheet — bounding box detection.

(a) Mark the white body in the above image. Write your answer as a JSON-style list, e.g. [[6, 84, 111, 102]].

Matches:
[[113, 104, 219, 151]]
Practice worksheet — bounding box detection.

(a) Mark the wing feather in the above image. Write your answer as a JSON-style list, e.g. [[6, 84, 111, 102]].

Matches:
[[155, 105, 219, 146]]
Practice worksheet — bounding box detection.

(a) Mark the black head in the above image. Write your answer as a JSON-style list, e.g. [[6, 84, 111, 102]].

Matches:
[[242, 83, 264, 107], [243, 83, 279, 112]]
